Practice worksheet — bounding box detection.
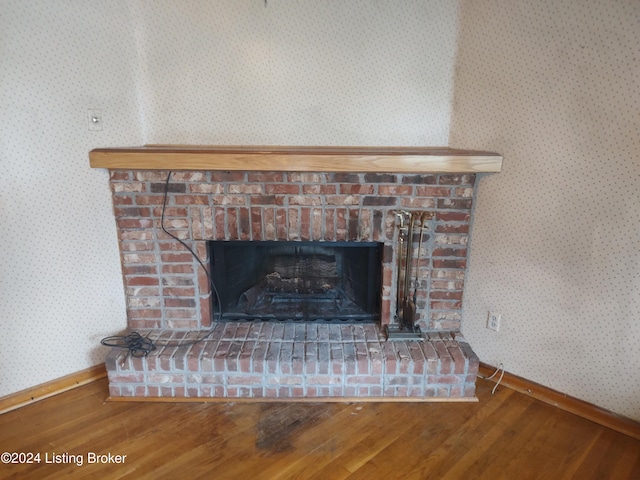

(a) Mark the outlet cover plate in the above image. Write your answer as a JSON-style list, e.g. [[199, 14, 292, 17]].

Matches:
[[487, 312, 501, 332]]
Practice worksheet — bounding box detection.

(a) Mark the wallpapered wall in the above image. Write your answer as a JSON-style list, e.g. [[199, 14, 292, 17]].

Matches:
[[0, 1, 142, 396], [450, 0, 640, 420], [0, 0, 459, 397], [129, 0, 458, 145]]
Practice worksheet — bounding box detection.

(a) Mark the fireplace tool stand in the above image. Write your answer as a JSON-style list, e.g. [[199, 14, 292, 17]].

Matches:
[[385, 211, 427, 341]]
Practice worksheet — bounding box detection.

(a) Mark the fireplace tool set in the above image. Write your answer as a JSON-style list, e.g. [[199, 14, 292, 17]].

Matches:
[[385, 210, 430, 341]]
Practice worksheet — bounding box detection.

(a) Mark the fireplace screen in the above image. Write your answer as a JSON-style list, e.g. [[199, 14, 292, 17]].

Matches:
[[209, 241, 382, 322]]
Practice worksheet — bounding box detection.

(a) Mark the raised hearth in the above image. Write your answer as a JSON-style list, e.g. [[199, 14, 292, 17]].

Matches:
[[106, 324, 479, 400]]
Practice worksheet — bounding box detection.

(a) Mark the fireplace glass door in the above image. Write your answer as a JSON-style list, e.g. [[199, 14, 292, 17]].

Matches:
[[209, 241, 382, 323]]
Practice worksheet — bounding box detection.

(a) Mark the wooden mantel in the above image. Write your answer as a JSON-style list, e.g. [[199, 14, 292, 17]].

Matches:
[[89, 145, 502, 174]]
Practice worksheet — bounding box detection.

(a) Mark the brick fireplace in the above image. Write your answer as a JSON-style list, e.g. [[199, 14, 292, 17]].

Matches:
[[95, 146, 501, 401], [113, 170, 473, 331]]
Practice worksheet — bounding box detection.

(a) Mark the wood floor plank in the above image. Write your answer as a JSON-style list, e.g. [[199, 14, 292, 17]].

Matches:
[[605, 438, 640, 480], [569, 428, 640, 480], [479, 408, 568, 478], [290, 403, 418, 479], [232, 403, 378, 480], [424, 391, 536, 479], [0, 378, 638, 479], [475, 401, 577, 479], [345, 390, 514, 479], [322, 408, 416, 475]]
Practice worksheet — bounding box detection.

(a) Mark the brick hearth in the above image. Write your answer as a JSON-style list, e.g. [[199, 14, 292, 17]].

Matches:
[[106, 324, 479, 400]]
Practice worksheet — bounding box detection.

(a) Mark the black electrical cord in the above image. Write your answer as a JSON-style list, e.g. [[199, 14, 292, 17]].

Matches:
[[101, 332, 155, 357], [101, 171, 223, 357]]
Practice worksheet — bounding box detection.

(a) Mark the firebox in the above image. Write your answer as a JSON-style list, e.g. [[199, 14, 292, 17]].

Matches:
[[209, 241, 382, 323]]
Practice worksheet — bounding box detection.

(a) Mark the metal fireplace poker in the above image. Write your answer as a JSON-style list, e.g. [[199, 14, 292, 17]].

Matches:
[[385, 210, 431, 341]]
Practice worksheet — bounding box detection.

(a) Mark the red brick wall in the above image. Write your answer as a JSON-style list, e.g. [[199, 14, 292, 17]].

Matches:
[[110, 170, 475, 332]]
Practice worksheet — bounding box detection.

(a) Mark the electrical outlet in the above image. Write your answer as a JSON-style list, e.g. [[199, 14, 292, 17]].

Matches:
[[487, 312, 501, 332]]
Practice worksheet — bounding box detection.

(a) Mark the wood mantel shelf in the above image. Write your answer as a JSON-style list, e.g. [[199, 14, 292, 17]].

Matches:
[[89, 145, 502, 174]]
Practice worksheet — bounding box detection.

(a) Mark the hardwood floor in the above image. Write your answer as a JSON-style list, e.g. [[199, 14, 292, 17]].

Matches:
[[1, 377, 638, 479]]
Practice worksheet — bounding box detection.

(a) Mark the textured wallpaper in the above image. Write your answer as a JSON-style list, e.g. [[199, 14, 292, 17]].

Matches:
[[450, 0, 640, 420], [0, 1, 143, 396], [129, 0, 458, 146]]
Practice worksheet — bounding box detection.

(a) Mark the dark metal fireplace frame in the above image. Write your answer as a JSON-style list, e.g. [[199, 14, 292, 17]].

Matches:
[[209, 240, 383, 323]]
